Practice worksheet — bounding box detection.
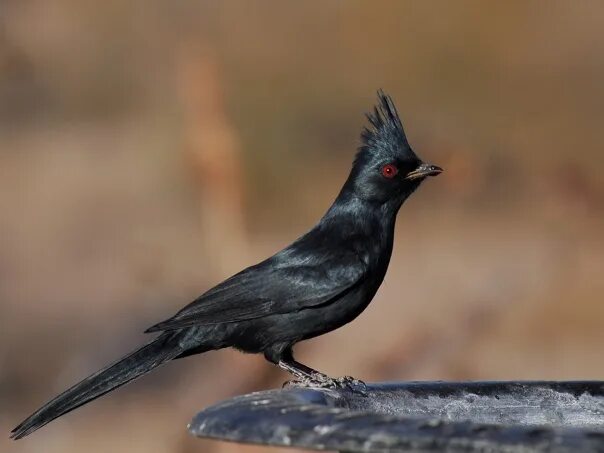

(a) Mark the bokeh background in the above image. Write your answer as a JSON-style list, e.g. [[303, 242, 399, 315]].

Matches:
[[1, 1, 603, 452]]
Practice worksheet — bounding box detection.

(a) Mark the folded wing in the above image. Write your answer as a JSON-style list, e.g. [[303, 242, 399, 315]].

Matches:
[[145, 248, 366, 332]]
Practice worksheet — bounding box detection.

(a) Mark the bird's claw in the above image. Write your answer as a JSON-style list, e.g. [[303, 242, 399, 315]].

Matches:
[[336, 375, 366, 387], [335, 375, 368, 394]]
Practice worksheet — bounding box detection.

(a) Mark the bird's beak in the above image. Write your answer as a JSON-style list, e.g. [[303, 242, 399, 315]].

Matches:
[[405, 163, 443, 180]]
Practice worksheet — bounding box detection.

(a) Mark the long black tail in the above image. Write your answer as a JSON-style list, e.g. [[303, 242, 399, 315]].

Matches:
[[11, 331, 190, 440]]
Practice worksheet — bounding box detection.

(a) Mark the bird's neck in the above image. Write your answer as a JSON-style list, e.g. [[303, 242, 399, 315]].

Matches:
[[323, 190, 400, 245]]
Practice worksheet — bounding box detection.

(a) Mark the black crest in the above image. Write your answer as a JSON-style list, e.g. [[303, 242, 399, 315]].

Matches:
[[356, 90, 416, 166]]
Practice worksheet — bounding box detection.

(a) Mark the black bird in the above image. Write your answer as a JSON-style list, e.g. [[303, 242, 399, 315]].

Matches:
[[11, 91, 442, 440]]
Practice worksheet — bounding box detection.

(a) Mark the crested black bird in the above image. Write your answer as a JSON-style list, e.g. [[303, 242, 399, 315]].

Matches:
[[11, 91, 442, 440]]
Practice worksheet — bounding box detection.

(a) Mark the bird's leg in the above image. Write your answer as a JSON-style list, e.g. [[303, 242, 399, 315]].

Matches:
[[277, 359, 315, 380], [272, 348, 366, 392], [277, 359, 338, 387], [275, 348, 338, 388], [278, 360, 367, 393], [278, 359, 339, 389]]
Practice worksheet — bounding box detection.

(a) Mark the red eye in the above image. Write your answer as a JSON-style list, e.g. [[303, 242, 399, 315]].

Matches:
[[381, 164, 398, 179]]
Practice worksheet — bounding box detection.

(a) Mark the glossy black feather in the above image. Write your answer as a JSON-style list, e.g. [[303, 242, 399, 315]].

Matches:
[[146, 227, 366, 332], [10, 330, 203, 440], [11, 91, 441, 439]]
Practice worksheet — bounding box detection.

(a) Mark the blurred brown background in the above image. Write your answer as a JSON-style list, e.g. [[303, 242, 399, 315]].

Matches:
[[1, 1, 603, 452]]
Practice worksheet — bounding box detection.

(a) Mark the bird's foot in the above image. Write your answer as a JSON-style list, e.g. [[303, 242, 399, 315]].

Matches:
[[335, 375, 367, 394], [336, 375, 366, 388], [283, 372, 339, 389], [284, 374, 367, 394]]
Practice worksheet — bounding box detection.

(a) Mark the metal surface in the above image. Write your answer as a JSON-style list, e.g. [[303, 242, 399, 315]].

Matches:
[[190, 381, 604, 452]]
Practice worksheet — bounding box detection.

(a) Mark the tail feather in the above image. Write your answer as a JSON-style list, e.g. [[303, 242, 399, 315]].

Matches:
[[11, 332, 187, 440]]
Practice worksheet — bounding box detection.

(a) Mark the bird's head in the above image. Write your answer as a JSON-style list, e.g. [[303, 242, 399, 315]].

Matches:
[[343, 91, 442, 208]]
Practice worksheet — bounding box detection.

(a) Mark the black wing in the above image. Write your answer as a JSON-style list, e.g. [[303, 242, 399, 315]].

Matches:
[[145, 246, 366, 332]]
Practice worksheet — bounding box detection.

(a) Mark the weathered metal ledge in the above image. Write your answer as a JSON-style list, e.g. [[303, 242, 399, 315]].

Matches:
[[189, 381, 604, 452]]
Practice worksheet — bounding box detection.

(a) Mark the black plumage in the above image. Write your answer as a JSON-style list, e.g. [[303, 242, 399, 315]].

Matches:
[[11, 90, 442, 440]]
